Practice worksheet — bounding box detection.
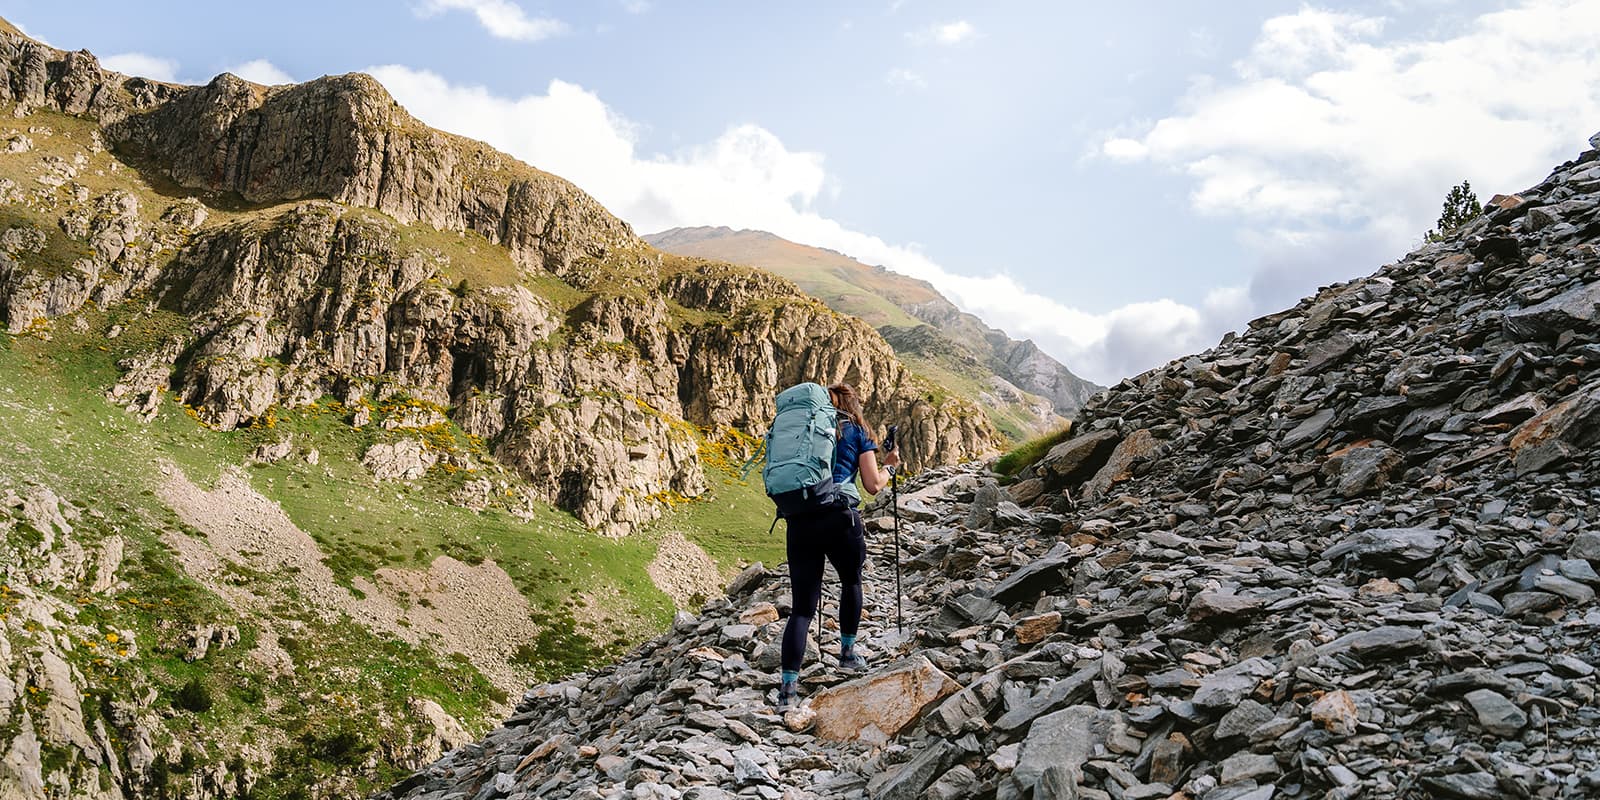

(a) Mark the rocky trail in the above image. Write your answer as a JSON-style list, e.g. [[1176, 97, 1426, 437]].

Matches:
[[380, 133, 1600, 800]]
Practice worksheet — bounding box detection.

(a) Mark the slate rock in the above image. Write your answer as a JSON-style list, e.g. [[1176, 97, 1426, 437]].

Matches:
[[1464, 689, 1527, 737], [1037, 429, 1120, 484], [871, 740, 957, 800], [1014, 704, 1123, 790], [1321, 527, 1446, 576], [1316, 626, 1426, 659], [990, 542, 1075, 606]]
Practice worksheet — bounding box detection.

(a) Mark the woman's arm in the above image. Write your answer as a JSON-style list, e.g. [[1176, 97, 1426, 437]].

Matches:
[[858, 446, 901, 495]]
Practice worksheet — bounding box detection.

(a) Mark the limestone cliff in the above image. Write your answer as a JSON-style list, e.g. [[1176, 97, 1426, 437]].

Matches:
[[646, 226, 1103, 438]]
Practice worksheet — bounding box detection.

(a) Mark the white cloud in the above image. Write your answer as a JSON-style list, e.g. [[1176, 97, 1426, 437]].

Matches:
[[101, 52, 180, 82], [886, 67, 926, 89], [620, 0, 651, 13], [1104, 0, 1600, 313], [226, 59, 295, 85], [367, 65, 1207, 383], [415, 0, 568, 42], [912, 20, 977, 45]]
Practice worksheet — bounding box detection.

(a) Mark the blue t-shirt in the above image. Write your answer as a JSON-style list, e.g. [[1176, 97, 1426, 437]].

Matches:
[[833, 420, 878, 505]]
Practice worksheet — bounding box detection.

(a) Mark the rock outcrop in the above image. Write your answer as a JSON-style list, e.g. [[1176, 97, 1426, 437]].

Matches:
[[646, 226, 1102, 437], [381, 134, 1600, 799]]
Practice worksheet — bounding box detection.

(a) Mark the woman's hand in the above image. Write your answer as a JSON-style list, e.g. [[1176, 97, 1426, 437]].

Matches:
[[859, 449, 891, 494], [880, 448, 900, 468]]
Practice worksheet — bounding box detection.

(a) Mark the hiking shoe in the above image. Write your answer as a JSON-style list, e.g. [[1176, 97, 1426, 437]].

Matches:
[[838, 650, 867, 673], [775, 681, 799, 713]]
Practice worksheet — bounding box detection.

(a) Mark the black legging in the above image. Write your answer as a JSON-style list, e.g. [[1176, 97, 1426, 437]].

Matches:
[[781, 506, 866, 673]]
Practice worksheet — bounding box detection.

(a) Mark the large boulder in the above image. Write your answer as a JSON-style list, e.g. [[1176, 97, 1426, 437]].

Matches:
[[809, 655, 958, 744]]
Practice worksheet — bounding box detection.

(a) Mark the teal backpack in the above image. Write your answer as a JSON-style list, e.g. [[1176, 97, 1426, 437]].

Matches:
[[760, 382, 845, 518]]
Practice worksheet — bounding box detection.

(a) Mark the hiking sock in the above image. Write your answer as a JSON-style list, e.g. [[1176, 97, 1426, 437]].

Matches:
[[781, 670, 799, 686], [840, 635, 856, 654]]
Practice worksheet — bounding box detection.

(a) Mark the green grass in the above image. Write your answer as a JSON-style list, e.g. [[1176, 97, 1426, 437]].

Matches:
[[993, 422, 1074, 478], [656, 468, 782, 571], [0, 302, 695, 794]]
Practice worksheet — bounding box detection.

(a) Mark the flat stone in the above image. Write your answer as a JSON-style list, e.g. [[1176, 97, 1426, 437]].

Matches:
[[1215, 699, 1274, 739], [1316, 626, 1426, 660], [738, 602, 779, 626], [1037, 429, 1121, 484], [1084, 428, 1158, 499], [1509, 380, 1600, 474], [1464, 689, 1527, 737], [1321, 441, 1401, 497], [1321, 527, 1446, 576], [1559, 558, 1600, 584], [1147, 735, 1187, 785], [870, 740, 957, 800], [1421, 772, 1499, 800], [1015, 704, 1124, 790], [1533, 573, 1595, 604], [1218, 752, 1279, 785], [1503, 279, 1600, 340], [995, 665, 1100, 732], [1015, 611, 1062, 644], [991, 542, 1075, 606], [924, 765, 980, 800], [1501, 591, 1561, 616], [1187, 591, 1264, 622], [720, 624, 757, 641], [1283, 407, 1336, 449], [1192, 658, 1274, 708], [1569, 531, 1600, 561], [809, 655, 958, 744], [725, 563, 768, 596], [925, 674, 1001, 737]]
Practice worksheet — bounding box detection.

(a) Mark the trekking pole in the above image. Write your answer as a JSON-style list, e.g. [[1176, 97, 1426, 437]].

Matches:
[[893, 466, 902, 633], [885, 424, 902, 634]]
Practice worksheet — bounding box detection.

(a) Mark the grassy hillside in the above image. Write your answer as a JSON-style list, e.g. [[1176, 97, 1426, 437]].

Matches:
[[0, 307, 783, 795], [0, 109, 780, 793]]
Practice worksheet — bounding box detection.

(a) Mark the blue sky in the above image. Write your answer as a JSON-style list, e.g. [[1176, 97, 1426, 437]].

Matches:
[[9, 1, 1600, 382]]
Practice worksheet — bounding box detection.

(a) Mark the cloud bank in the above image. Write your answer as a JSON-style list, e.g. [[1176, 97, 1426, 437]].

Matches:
[[101, 52, 179, 82], [1104, 0, 1600, 314], [226, 59, 294, 85]]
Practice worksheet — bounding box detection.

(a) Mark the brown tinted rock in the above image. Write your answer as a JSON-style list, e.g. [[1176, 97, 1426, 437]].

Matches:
[[809, 655, 958, 744], [1083, 428, 1157, 499], [1509, 380, 1600, 474], [1310, 690, 1359, 735], [738, 602, 779, 626], [1007, 477, 1045, 507], [1015, 611, 1062, 644], [1187, 591, 1263, 622]]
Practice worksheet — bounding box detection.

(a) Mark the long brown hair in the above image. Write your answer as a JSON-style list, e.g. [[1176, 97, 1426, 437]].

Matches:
[[827, 383, 868, 433]]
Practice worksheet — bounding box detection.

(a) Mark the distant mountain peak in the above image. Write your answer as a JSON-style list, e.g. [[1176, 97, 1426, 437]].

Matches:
[[646, 226, 1103, 441]]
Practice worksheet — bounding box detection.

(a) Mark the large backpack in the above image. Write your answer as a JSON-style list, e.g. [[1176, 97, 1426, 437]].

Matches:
[[761, 382, 845, 518]]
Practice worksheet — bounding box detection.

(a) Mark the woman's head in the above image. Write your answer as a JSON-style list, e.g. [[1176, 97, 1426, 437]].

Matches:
[[827, 382, 867, 429]]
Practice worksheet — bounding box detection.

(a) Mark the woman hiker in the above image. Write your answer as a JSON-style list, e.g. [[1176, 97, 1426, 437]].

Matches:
[[776, 382, 900, 712]]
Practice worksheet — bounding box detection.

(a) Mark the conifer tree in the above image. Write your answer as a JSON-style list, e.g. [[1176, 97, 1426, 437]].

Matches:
[[1426, 180, 1482, 242]]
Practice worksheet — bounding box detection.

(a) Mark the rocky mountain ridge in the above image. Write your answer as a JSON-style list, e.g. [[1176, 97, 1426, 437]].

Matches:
[[0, 25, 1001, 534], [646, 226, 1102, 439], [381, 133, 1600, 800]]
